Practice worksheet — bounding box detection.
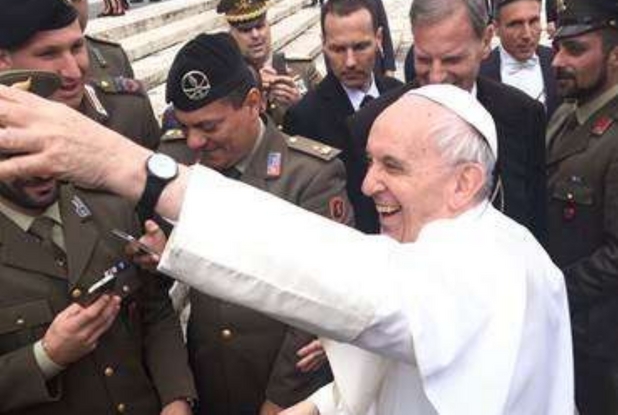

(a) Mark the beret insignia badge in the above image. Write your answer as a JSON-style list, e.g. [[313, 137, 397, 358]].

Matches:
[[181, 70, 211, 101]]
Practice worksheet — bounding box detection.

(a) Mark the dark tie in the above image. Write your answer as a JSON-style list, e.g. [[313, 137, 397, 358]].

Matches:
[[30, 216, 67, 270], [360, 94, 374, 108]]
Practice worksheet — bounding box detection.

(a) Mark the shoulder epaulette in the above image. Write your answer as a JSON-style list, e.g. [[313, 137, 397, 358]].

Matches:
[[90, 76, 145, 96], [285, 54, 313, 62], [286, 135, 341, 161], [161, 129, 186, 142], [86, 35, 123, 48]]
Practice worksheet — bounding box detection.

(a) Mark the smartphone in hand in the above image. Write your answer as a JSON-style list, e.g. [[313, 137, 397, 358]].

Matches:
[[272, 52, 287, 75], [111, 229, 158, 256]]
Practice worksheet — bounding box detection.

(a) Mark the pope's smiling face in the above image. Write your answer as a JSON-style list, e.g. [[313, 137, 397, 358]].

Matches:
[[362, 97, 458, 242]]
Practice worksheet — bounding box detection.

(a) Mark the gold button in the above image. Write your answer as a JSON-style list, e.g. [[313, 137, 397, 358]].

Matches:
[[221, 328, 233, 340], [104, 366, 114, 377], [320, 146, 332, 155], [71, 288, 82, 299], [16, 317, 25, 326], [56, 258, 66, 267], [269, 103, 276, 110], [122, 285, 130, 294], [102, 81, 109, 88], [277, 125, 283, 130], [117, 403, 126, 413]]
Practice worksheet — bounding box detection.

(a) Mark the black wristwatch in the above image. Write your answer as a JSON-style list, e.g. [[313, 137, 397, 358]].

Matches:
[[136, 153, 179, 220]]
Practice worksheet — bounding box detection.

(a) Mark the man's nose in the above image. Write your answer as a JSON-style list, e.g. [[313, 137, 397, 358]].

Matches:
[[361, 164, 384, 197], [186, 129, 208, 151], [345, 49, 357, 68], [428, 61, 447, 84], [59, 53, 82, 79]]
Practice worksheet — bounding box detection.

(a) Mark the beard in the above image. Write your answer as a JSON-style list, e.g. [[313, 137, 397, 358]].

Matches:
[[0, 178, 59, 211], [556, 65, 609, 103]]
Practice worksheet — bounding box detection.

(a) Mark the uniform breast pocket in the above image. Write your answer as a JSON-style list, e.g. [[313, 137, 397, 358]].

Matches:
[[0, 299, 54, 354], [551, 177, 595, 223]]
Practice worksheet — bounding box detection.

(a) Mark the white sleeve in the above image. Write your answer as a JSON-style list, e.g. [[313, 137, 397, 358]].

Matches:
[[159, 166, 416, 362]]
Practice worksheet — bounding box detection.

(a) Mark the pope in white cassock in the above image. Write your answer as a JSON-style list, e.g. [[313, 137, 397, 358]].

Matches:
[[0, 82, 574, 415], [149, 85, 575, 415]]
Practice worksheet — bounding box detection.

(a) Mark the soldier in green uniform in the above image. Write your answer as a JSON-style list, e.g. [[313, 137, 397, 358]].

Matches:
[[0, 70, 196, 414], [70, 0, 136, 79], [160, 32, 353, 415], [217, 0, 322, 126], [546, 0, 618, 413], [0, 0, 160, 151]]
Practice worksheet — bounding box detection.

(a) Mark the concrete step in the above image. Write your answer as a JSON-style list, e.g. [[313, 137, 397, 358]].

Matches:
[[87, 0, 218, 41], [120, 8, 224, 61], [147, 2, 319, 117], [136, 0, 313, 94], [280, 19, 321, 61]]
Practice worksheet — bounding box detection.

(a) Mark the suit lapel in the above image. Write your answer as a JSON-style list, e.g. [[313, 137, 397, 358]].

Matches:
[[0, 213, 66, 279], [59, 186, 99, 286], [318, 73, 355, 117]]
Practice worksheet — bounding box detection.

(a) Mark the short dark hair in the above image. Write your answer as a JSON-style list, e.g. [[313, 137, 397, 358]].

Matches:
[[493, 0, 541, 22], [320, 0, 379, 36]]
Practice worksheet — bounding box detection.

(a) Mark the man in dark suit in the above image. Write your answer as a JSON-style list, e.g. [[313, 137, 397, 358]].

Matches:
[[0, 71, 196, 414], [480, 0, 560, 117], [283, 0, 402, 233], [546, 0, 618, 412], [352, 0, 548, 244], [161, 32, 352, 415]]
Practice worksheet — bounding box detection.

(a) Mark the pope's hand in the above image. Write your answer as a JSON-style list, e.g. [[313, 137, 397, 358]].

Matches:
[[0, 85, 151, 196], [127, 220, 167, 271], [296, 339, 327, 373], [279, 401, 319, 415]]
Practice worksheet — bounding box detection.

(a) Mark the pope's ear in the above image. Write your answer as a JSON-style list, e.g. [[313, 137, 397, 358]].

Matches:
[[449, 162, 486, 210]]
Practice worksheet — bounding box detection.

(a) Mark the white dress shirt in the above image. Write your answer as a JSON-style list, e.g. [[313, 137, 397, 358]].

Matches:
[[500, 46, 546, 105], [342, 76, 380, 112], [160, 167, 574, 415]]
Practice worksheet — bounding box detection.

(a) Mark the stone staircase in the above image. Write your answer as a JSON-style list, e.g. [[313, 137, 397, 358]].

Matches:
[[86, 0, 413, 118]]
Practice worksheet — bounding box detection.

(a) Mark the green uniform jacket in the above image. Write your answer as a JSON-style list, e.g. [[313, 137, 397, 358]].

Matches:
[[0, 185, 196, 414], [161, 116, 353, 414], [87, 36, 135, 79], [547, 96, 618, 358], [81, 79, 161, 151]]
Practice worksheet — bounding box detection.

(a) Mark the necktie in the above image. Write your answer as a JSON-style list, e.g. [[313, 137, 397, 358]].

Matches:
[[360, 94, 374, 108], [30, 216, 67, 271]]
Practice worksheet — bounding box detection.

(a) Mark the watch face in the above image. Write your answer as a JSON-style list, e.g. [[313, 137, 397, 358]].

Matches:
[[148, 154, 178, 180]]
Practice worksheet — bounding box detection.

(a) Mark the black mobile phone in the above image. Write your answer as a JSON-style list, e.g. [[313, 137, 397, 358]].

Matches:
[[80, 269, 118, 306], [111, 229, 158, 256], [272, 52, 287, 75]]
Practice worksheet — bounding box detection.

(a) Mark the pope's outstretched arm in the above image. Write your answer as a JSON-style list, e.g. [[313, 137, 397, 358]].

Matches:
[[0, 85, 416, 363]]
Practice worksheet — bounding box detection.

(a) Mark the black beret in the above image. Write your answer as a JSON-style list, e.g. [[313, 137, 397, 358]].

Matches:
[[0, 0, 78, 50], [166, 32, 257, 112], [555, 0, 618, 39]]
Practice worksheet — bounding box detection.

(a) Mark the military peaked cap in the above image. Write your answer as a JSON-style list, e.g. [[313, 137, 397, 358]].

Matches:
[[555, 0, 618, 39], [217, 0, 269, 24]]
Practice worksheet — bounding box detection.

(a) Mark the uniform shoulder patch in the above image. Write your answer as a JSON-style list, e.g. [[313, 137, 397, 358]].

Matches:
[[90, 76, 145, 96], [286, 135, 341, 161], [591, 115, 615, 137]]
